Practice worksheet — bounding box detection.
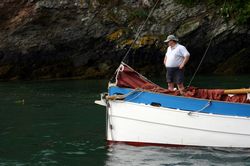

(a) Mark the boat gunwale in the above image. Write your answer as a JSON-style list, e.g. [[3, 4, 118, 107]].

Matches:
[[108, 85, 250, 106]]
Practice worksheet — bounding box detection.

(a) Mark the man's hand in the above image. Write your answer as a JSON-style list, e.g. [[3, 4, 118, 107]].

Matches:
[[179, 63, 185, 69], [179, 55, 189, 69]]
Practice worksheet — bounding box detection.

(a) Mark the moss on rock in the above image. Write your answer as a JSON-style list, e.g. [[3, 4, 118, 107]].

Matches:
[[119, 36, 158, 49], [176, 19, 200, 37], [107, 29, 126, 41]]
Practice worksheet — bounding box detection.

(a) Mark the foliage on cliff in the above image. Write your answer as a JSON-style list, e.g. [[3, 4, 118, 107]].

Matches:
[[178, 0, 250, 24]]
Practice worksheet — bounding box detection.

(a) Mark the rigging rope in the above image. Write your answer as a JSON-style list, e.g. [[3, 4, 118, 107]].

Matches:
[[121, 0, 160, 63], [188, 0, 227, 87], [110, 0, 160, 83], [187, 36, 214, 87]]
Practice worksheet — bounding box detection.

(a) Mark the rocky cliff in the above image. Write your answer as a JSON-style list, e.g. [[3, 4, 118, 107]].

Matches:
[[0, 0, 249, 80]]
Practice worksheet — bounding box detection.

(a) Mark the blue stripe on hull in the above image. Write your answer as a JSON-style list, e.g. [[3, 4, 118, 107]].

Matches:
[[109, 86, 250, 117]]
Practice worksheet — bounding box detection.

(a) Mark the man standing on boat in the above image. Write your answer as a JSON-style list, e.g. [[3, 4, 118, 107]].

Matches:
[[163, 35, 190, 93]]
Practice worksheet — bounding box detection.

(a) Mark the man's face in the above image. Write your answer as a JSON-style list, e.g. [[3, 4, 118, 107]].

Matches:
[[168, 40, 175, 47]]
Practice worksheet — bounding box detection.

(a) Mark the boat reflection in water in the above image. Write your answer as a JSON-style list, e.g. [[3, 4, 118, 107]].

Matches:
[[105, 144, 250, 166]]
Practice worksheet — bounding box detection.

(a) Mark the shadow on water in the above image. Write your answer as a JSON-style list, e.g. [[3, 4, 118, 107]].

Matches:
[[186, 75, 250, 89], [153, 74, 250, 89]]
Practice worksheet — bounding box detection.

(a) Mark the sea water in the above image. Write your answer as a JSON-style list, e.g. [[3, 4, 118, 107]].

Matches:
[[0, 76, 249, 166]]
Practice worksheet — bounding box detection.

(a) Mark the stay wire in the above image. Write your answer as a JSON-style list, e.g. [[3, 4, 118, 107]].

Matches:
[[121, 0, 160, 63], [187, 36, 214, 87], [109, 0, 161, 82]]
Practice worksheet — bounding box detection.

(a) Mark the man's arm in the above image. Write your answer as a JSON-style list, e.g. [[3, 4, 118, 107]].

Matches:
[[164, 56, 167, 65], [179, 55, 189, 69]]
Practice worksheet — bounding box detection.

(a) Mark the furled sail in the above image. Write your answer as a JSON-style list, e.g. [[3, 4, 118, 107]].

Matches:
[[113, 63, 249, 103]]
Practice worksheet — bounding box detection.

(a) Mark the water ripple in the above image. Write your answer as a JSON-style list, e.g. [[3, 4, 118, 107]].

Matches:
[[105, 144, 250, 166]]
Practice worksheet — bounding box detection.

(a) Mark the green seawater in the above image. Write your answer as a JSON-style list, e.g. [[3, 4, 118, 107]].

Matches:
[[0, 80, 107, 166], [0, 76, 249, 166]]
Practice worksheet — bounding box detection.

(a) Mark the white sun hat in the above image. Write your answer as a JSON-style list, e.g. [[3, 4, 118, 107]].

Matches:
[[164, 35, 179, 42]]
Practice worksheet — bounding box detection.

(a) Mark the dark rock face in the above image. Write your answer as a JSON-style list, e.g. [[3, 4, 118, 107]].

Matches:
[[0, 0, 249, 80]]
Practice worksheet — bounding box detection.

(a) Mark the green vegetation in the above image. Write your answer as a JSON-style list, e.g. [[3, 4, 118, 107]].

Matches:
[[128, 8, 149, 21], [177, 0, 250, 25]]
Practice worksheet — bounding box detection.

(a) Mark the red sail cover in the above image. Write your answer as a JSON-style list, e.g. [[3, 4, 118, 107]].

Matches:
[[115, 63, 249, 103]]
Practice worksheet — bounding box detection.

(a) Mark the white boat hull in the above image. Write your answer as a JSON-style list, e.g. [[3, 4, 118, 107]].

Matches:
[[106, 101, 250, 148]]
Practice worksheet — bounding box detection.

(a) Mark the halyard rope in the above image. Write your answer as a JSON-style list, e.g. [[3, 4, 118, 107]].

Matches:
[[187, 36, 214, 87], [110, 0, 161, 83], [121, 0, 161, 63]]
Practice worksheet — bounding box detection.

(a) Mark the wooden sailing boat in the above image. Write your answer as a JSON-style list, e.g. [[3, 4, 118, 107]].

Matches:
[[95, 63, 250, 148]]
